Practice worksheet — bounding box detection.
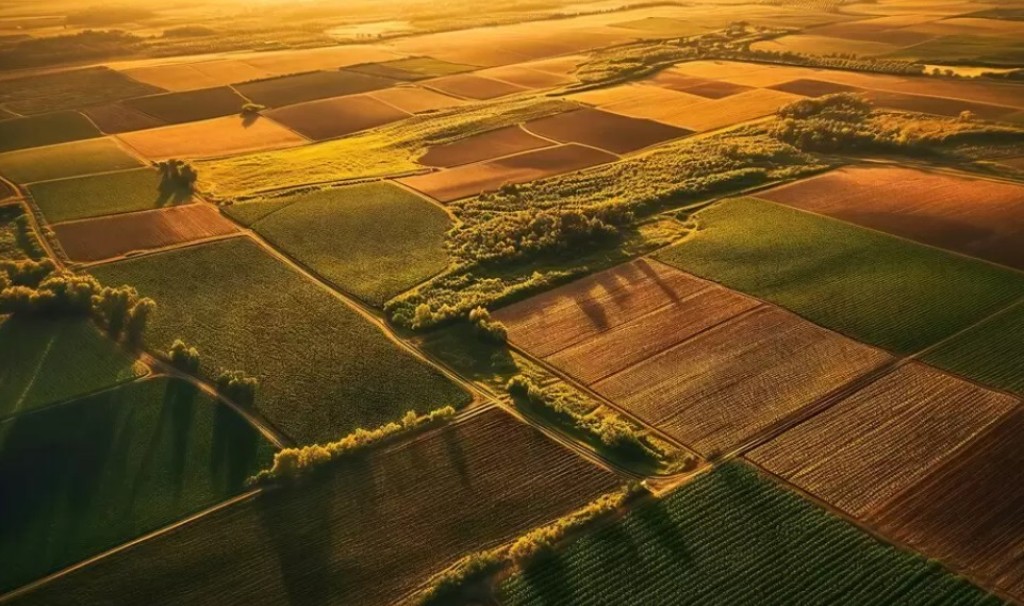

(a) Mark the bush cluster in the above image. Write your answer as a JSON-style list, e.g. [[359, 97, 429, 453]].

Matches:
[[168, 339, 200, 373], [215, 370, 257, 407], [467, 306, 507, 344], [155, 159, 198, 191]]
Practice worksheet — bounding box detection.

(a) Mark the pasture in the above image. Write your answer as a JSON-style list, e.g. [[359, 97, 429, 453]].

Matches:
[[398, 143, 616, 202], [116, 115, 307, 160], [0, 317, 146, 420], [122, 87, 248, 124], [870, 408, 1024, 603], [417, 125, 551, 167], [266, 95, 409, 141], [525, 108, 690, 154], [758, 165, 1024, 271], [655, 197, 1024, 354], [53, 204, 239, 263], [0, 111, 100, 153], [9, 408, 620, 606], [500, 464, 997, 606], [237, 182, 451, 306], [233, 70, 397, 108], [91, 237, 470, 444], [28, 168, 192, 224], [749, 363, 1017, 517], [0, 377, 275, 593], [0, 138, 143, 185]]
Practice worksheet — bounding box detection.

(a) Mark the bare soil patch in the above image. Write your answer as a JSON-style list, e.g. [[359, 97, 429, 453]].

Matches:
[[417, 125, 552, 168], [525, 108, 690, 154], [266, 95, 410, 141], [53, 203, 238, 262]]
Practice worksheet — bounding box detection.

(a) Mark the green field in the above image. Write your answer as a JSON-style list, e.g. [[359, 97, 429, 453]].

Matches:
[[0, 67, 163, 116], [0, 111, 101, 153], [27, 167, 189, 223], [7, 408, 618, 606], [233, 182, 452, 306], [122, 86, 247, 124], [0, 376, 275, 593], [924, 303, 1024, 397], [655, 197, 1024, 354], [501, 464, 999, 605], [0, 205, 45, 260], [0, 138, 144, 185], [0, 317, 146, 420], [348, 57, 478, 81], [92, 237, 470, 444]]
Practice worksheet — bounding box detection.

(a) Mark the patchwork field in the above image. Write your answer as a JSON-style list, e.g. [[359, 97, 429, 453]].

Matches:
[[0, 377, 275, 593], [236, 182, 451, 306], [751, 34, 903, 56], [233, 71, 397, 108], [81, 103, 167, 134], [117, 115, 307, 160], [0, 67, 163, 116], [655, 197, 1024, 354], [869, 408, 1024, 603], [54, 204, 239, 263], [423, 74, 529, 99], [28, 168, 193, 224], [367, 85, 466, 114], [925, 303, 1024, 398], [0, 138, 144, 185], [0, 111, 101, 153], [661, 88, 804, 132], [266, 95, 409, 141], [570, 84, 709, 126], [475, 62, 577, 90], [347, 56, 477, 81], [121, 60, 275, 92], [749, 363, 1018, 518], [92, 237, 470, 444], [500, 464, 997, 606], [417, 125, 552, 167], [496, 259, 892, 456], [9, 409, 620, 606], [0, 317, 146, 420], [758, 165, 1024, 271], [525, 107, 690, 154], [122, 87, 248, 125], [398, 143, 616, 202]]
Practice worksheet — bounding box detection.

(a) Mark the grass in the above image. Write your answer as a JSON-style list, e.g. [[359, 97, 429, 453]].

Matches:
[[0, 67, 163, 116], [0, 111, 101, 153], [500, 464, 1000, 606], [654, 197, 1024, 354], [347, 57, 478, 81], [231, 182, 452, 306], [27, 168, 191, 224], [0, 138, 144, 185], [0, 205, 45, 260], [924, 303, 1024, 397], [91, 237, 470, 444], [0, 376, 275, 593], [9, 408, 619, 606], [0, 317, 147, 420]]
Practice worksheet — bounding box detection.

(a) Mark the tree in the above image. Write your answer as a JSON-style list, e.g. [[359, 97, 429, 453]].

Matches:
[[168, 339, 200, 373], [216, 370, 258, 407], [124, 297, 155, 346]]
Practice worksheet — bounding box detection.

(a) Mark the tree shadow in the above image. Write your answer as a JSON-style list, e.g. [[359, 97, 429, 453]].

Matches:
[[160, 378, 197, 496], [210, 397, 260, 491], [442, 425, 472, 488], [155, 166, 194, 207], [241, 112, 259, 128]]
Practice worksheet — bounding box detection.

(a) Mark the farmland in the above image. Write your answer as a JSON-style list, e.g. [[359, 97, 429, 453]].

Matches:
[[349, 56, 477, 81], [367, 85, 466, 114], [0, 376, 275, 593], [0, 111, 100, 153], [0, 317, 146, 419], [0, 205, 43, 260], [82, 103, 166, 135], [924, 303, 1024, 397], [237, 182, 452, 306], [424, 74, 529, 99], [234, 71, 397, 108], [757, 165, 1024, 271], [524, 108, 690, 154], [53, 204, 239, 263], [27, 168, 192, 224], [500, 464, 998, 606], [9, 409, 620, 606], [655, 197, 1024, 354], [749, 363, 1018, 517], [0, 138, 143, 185], [266, 95, 409, 141], [116, 116, 307, 160], [122, 87, 248, 125], [91, 237, 470, 444], [417, 125, 551, 167], [0, 67, 162, 115]]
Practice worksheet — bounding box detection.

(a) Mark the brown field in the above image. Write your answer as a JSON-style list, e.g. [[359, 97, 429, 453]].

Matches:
[[569, 84, 707, 126], [241, 44, 406, 75], [475, 64, 575, 89], [751, 34, 902, 57], [82, 104, 167, 134], [659, 88, 803, 132], [233, 70, 398, 109], [122, 87, 248, 125], [266, 95, 410, 141], [805, 22, 936, 46], [398, 143, 615, 202], [417, 125, 552, 168], [758, 165, 1024, 271], [422, 74, 529, 100], [770, 78, 866, 97], [497, 259, 892, 456], [525, 108, 691, 154], [870, 408, 1024, 602], [749, 363, 1017, 517], [667, 60, 821, 88], [812, 69, 1024, 110], [121, 60, 275, 92], [53, 204, 239, 263], [117, 115, 307, 160], [367, 86, 466, 114], [12, 408, 621, 606], [865, 90, 1017, 120]]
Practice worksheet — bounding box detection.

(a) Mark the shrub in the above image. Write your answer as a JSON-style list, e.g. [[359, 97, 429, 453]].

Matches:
[[241, 102, 266, 115], [468, 306, 507, 344], [168, 339, 200, 373], [215, 370, 257, 407]]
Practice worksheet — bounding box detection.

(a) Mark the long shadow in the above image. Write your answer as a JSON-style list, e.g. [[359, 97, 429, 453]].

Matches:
[[519, 553, 574, 606], [241, 112, 259, 128], [155, 171, 194, 208], [441, 424, 472, 488], [162, 378, 198, 495], [636, 258, 683, 304], [210, 396, 260, 491]]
